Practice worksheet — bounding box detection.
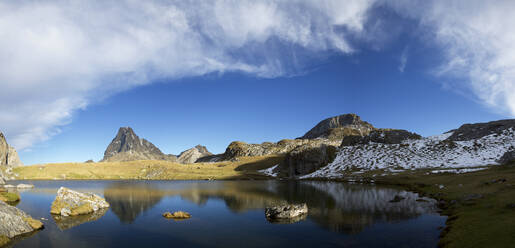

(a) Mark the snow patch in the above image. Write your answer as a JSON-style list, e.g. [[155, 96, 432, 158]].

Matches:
[[259, 164, 279, 177]]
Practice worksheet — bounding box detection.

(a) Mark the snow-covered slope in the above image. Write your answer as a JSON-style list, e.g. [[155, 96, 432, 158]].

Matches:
[[303, 128, 515, 179]]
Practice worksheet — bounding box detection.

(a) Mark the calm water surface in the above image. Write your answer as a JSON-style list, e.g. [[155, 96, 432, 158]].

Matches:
[[8, 180, 445, 248]]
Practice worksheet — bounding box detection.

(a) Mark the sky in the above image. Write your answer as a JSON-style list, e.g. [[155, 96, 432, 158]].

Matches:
[[0, 0, 514, 165]]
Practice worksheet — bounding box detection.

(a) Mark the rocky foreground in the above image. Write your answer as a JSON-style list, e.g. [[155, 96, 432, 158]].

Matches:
[[0, 201, 43, 246]]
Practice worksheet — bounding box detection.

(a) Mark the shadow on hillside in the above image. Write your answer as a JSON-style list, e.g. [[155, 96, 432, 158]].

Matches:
[[234, 155, 285, 172]]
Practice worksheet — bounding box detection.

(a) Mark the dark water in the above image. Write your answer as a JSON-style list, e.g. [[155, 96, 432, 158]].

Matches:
[[8, 180, 445, 248]]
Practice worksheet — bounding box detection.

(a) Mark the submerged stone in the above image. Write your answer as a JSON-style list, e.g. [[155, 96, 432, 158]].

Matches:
[[163, 211, 191, 219], [50, 187, 110, 217]]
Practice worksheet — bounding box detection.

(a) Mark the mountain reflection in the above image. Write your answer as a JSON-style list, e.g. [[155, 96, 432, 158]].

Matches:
[[104, 182, 166, 224], [103, 180, 438, 234]]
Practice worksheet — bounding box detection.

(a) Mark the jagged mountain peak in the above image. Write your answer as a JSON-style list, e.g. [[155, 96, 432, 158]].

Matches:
[[102, 127, 165, 162]]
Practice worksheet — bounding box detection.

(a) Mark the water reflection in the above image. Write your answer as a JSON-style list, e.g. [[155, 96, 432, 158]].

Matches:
[[52, 208, 108, 230], [102, 180, 437, 234], [11, 180, 444, 248], [104, 182, 165, 224]]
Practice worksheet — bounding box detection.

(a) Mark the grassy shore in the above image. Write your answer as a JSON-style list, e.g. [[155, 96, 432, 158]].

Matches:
[[351, 163, 515, 248], [13, 155, 284, 180]]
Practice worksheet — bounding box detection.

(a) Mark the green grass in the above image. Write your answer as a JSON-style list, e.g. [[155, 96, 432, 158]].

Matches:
[[367, 164, 515, 248], [0, 192, 20, 203]]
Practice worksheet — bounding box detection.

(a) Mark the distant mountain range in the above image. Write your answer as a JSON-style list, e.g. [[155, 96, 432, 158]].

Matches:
[[99, 114, 515, 179], [101, 127, 212, 163]]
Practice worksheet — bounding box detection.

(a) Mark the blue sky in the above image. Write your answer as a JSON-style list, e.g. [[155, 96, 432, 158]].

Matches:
[[0, 1, 513, 165]]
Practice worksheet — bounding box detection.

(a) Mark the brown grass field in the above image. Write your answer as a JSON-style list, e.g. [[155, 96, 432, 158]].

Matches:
[[13, 155, 284, 180]]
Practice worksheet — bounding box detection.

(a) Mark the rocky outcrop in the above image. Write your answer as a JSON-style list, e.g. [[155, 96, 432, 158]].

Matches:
[[51, 187, 110, 216], [102, 127, 170, 162], [299, 114, 375, 140], [223, 139, 340, 160], [0, 200, 43, 245], [499, 149, 515, 165], [447, 119, 515, 141], [177, 145, 213, 164], [277, 144, 338, 178], [265, 203, 308, 220], [341, 129, 421, 147], [0, 132, 23, 167]]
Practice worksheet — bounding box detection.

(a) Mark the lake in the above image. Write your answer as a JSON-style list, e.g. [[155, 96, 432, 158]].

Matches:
[[8, 180, 445, 247]]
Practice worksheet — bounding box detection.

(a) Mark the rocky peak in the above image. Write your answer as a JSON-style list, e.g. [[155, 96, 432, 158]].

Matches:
[[300, 114, 375, 140], [177, 145, 213, 164], [102, 127, 166, 162]]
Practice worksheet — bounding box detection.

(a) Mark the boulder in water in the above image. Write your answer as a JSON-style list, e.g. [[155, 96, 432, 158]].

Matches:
[[0, 201, 43, 246], [50, 187, 110, 217]]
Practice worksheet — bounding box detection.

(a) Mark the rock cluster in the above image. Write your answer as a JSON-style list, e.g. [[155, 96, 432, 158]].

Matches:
[[50, 187, 110, 216], [265, 203, 308, 220], [0, 201, 43, 245], [341, 129, 421, 146]]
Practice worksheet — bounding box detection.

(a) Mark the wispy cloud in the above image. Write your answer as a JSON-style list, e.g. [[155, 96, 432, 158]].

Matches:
[[386, 0, 515, 116], [398, 47, 408, 72], [0, 0, 375, 149]]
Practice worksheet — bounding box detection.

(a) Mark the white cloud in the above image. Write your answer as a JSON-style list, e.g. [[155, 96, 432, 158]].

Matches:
[[386, 0, 515, 116], [0, 0, 375, 149]]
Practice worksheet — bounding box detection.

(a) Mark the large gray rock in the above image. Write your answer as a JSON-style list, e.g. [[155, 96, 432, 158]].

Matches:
[[265, 203, 308, 220], [341, 129, 421, 147], [0, 201, 43, 242], [51, 187, 110, 216], [177, 145, 213, 164], [102, 127, 170, 162], [299, 114, 375, 140], [279, 144, 338, 177], [447, 119, 515, 141]]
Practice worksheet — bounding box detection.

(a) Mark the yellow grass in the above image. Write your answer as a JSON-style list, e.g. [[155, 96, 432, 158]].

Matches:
[[14, 155, 284, 180]]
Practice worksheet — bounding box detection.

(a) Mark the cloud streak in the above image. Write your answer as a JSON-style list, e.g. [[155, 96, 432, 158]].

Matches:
[[0, 0, 374, 149]]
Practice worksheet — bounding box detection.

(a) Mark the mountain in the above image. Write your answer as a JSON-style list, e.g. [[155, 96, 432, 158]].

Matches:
[[177, 145, 213, 164], [299, 114, 375, 140], [102, 127, 171, 162]]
